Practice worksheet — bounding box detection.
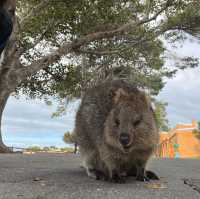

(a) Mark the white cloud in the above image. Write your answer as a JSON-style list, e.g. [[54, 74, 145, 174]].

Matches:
[[158, 35, 200, 127]]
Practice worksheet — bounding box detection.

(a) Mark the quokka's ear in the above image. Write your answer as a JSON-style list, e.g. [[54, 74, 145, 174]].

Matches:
[[150, 101, 156, 112], [109, 88, 128, 104], [144, 94, 156, 112]]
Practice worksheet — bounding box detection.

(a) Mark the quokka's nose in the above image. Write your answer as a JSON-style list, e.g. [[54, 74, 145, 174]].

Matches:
[[119, 133, 130, 146]]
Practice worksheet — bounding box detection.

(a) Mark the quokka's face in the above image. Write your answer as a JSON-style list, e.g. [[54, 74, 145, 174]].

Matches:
[[104, 89, 158, 154]]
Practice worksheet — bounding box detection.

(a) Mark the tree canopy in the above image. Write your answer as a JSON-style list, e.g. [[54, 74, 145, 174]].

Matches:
[[13, 0, 200, 101], [154, 101, 170, 131], [63, 132, 77, 153], [193, 121, 200, 140]]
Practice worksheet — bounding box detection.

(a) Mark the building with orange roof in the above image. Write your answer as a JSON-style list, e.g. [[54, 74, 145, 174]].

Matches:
[[156, 120, 200, 158]]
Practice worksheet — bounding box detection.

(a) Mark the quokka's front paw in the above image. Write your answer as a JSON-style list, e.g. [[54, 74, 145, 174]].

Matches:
[[88, 169, 108, 181], [109, 171, 126, 184]]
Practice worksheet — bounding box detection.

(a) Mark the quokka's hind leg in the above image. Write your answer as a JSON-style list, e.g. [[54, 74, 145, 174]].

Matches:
[[135, 160, 159, 181], [145, 170, 159, 180], [136, 168, 159, 181], [80, 147, 104, 179], [127, 163, 159, 181]]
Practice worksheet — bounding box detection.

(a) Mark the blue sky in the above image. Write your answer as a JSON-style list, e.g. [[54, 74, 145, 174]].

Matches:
[[2, 35, 200, 148]]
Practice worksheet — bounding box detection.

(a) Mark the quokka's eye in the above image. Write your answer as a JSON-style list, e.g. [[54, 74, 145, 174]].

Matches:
[[115, 119, 120, 126], [133, 120, 141, 127], [133, 116, 142, 127]]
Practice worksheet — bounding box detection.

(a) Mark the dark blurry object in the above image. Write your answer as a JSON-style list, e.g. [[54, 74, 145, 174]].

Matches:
[[0, 0, 16, 56]]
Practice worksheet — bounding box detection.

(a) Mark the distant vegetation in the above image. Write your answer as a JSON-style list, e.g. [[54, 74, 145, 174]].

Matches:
[[193, 121, 200, 140], [154, 101, 170, 132], [26, 146, 74, 153], [63, 132, 78, 154]]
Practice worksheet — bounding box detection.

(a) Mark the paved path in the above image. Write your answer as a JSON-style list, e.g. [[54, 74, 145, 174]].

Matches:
[[0, 154, 199, 199]]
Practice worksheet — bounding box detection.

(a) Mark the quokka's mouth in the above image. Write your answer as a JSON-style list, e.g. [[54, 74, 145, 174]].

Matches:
[[123, 145, 131, 153]]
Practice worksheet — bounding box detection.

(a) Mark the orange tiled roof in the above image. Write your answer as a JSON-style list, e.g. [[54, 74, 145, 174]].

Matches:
[[174, 119, 197, 131]]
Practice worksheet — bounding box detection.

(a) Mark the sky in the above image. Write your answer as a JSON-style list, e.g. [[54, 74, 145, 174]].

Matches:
[[158, 35, 200, 127], [2, 35, 200, 148], [2, 98, 80, 148]]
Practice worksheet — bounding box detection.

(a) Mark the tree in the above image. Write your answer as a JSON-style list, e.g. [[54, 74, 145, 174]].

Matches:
[[63, 132, 77, 154], [193, 121, 200, 140], [154, 101, 170, 132], [1, 0, 200, 152], [27, 146, 41, 152]]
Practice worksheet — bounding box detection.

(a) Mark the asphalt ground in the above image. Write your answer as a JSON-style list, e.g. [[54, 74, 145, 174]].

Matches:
[[0, 153, 199, 199]]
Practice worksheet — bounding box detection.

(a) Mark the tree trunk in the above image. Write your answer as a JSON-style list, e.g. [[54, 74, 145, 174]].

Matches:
[[0, 89, 11, 153], [74, 143, 78, 154], [0, 36, 21, 153]]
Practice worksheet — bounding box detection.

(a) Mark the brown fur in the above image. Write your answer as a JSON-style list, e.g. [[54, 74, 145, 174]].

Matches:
[[75, 79, 159, 182]]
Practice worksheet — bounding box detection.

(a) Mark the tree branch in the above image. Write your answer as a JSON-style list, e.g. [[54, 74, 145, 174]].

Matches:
[[77, 49, 120, 56], [16, 1, 173, 81], [22, 18, 56, 54]]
